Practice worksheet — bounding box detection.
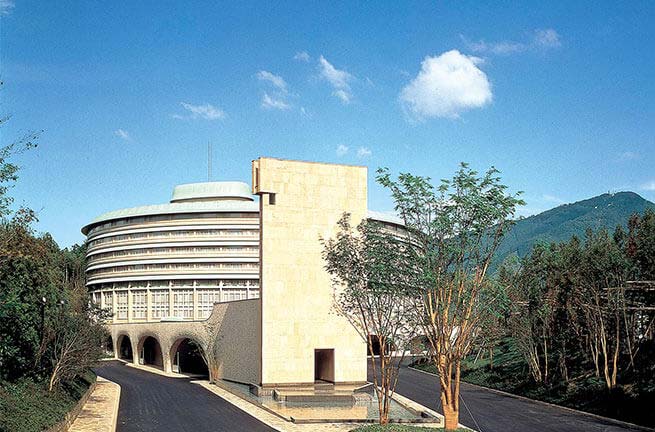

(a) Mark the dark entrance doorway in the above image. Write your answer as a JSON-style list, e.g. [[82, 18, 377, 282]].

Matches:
[[118, 335, 132, 361], [171, 338, 208, 376], [314, 349, 335, 382], [141, 336, 163, 367]]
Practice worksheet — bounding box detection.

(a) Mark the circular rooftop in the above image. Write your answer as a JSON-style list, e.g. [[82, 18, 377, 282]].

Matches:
[[170, 182, 254, 203]]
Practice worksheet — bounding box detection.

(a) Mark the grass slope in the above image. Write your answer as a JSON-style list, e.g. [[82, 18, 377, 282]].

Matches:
[[0, 372, 95, 432]]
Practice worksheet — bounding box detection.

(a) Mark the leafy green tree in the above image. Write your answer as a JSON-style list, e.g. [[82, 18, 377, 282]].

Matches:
[[632, 209, 655, 280], [322, 214, 419, 424], [377, 163, 524, 430]]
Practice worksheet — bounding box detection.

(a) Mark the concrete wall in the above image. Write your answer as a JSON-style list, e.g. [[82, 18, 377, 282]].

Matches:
[[253, 157, 368, 386], [204, 298, 261, 384], [107, 298, 260, 384]]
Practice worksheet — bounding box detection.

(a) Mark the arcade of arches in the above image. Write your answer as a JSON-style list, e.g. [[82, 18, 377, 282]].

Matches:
[[110, 330, 208, 377]]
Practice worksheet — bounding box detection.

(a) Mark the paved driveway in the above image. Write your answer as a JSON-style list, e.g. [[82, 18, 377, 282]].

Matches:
[[94, 361, 275, 432], [371, 362, 649, 432]]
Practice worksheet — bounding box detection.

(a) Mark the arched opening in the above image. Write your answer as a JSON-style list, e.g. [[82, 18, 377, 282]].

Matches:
[[170, 338, 208, 377], [139, 336, 163, 368], [117, 335, 133, 361], [105, 335, 114, 357], [367, 335, 396, 356]]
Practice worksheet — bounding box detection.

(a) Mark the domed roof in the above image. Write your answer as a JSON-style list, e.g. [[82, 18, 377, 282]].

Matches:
[[171, 182, 254, 203]]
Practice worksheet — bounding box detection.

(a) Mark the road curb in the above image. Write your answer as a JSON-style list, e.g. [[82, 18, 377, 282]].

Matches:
[[68, 375, 121, 432], [105, 376, 121, 432], [408, 365, 654, 432]]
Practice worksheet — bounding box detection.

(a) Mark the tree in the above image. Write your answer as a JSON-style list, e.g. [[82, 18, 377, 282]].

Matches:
[[46, 303, 108, 391], [377, 163, 524, 430], [322, 214, 418, 424], [578, 228, 632, 389]]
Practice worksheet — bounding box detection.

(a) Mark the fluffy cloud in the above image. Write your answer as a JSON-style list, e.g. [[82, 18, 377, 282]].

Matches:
[[336, 144, 349, 156], [256, 70, 287, 92], [0, 0, 14, 15], [463, 28, 561, 55], [261, 93, 290, 110], [294, 51, 310, 62], [399, 50, 492, 120], [318, 56, 353, 104], [357, 147, 372, 158], [114, 129, 130, 140], [174, 102, 225, 120]]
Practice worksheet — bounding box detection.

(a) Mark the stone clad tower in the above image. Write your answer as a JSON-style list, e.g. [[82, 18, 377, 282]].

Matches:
[[252, 157, 368, 387]]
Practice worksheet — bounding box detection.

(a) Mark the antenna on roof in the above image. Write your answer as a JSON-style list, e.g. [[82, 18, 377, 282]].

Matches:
[[207, 142, 212, 181]]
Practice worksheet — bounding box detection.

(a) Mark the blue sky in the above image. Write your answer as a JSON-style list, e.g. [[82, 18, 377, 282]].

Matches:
[[1, 1, 654, 247]]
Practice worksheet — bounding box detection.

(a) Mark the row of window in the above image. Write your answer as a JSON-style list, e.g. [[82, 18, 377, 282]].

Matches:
[[88, 229, 259, 247], [90, 279, 259, 290], [92, 287, 257, 320], [87, 212, 258, 235], [88, 246, 259, 262], [87, 262, 259, 278]]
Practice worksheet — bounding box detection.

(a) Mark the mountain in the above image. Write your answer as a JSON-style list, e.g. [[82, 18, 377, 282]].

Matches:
[[493, 192, 655, 268]]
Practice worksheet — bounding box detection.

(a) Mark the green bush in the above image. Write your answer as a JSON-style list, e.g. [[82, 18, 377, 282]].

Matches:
[[0, 372, 95, 432]]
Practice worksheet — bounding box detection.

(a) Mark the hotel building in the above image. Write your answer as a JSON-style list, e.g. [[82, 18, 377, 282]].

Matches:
[[83, 158, 403, 389]]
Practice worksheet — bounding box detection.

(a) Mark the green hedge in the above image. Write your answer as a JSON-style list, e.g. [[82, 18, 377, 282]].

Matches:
[[0, 372, 95, 432]]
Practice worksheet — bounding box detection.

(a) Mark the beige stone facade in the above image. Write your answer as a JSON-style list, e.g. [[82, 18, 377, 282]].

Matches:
[[253, 157, 368, 386]]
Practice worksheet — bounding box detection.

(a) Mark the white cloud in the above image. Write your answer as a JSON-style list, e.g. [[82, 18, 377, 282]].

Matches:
[[462, 28, 561, 56], [261, 93, 290, 110], [618, 151, 640, 162], [294, 51, 310, 62], [357, 147, 372, 158], [332, 89, 352, 104], [318, 56, 354, 104], [0, 0, 14, 15], [463, 36, 525, 55], [336, 144, 349, 156], [534, 29, 561, 49], [256, 70, 287, 92], [399, 50, 492, 120], [641, 181, 655, 191], [114, 129, 131, 140], [176, 102, 225, 120]]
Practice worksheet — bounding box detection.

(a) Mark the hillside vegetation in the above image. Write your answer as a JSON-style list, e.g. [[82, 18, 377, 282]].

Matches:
[[494, 192, 655, 268]]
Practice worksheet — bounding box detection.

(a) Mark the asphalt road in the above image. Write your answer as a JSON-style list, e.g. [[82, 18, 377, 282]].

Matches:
[[94, 361, 275, 432], [371, 362, 649, 432]]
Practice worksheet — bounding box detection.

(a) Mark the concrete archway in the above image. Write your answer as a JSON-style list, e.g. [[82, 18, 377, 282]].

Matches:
[[117, 334, 133, 361], [138, 336, 164, 368], [170, 338, 208, 377]]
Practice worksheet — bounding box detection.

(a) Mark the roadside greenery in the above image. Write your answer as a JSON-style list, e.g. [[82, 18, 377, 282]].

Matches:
[[415, 210, 655, 427], [0, 106, 108, 431], [0, 372, 95, 432]]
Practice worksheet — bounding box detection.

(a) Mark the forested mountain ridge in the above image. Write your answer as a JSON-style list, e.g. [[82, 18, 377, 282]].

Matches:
[[495, 191, 655, 267]]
